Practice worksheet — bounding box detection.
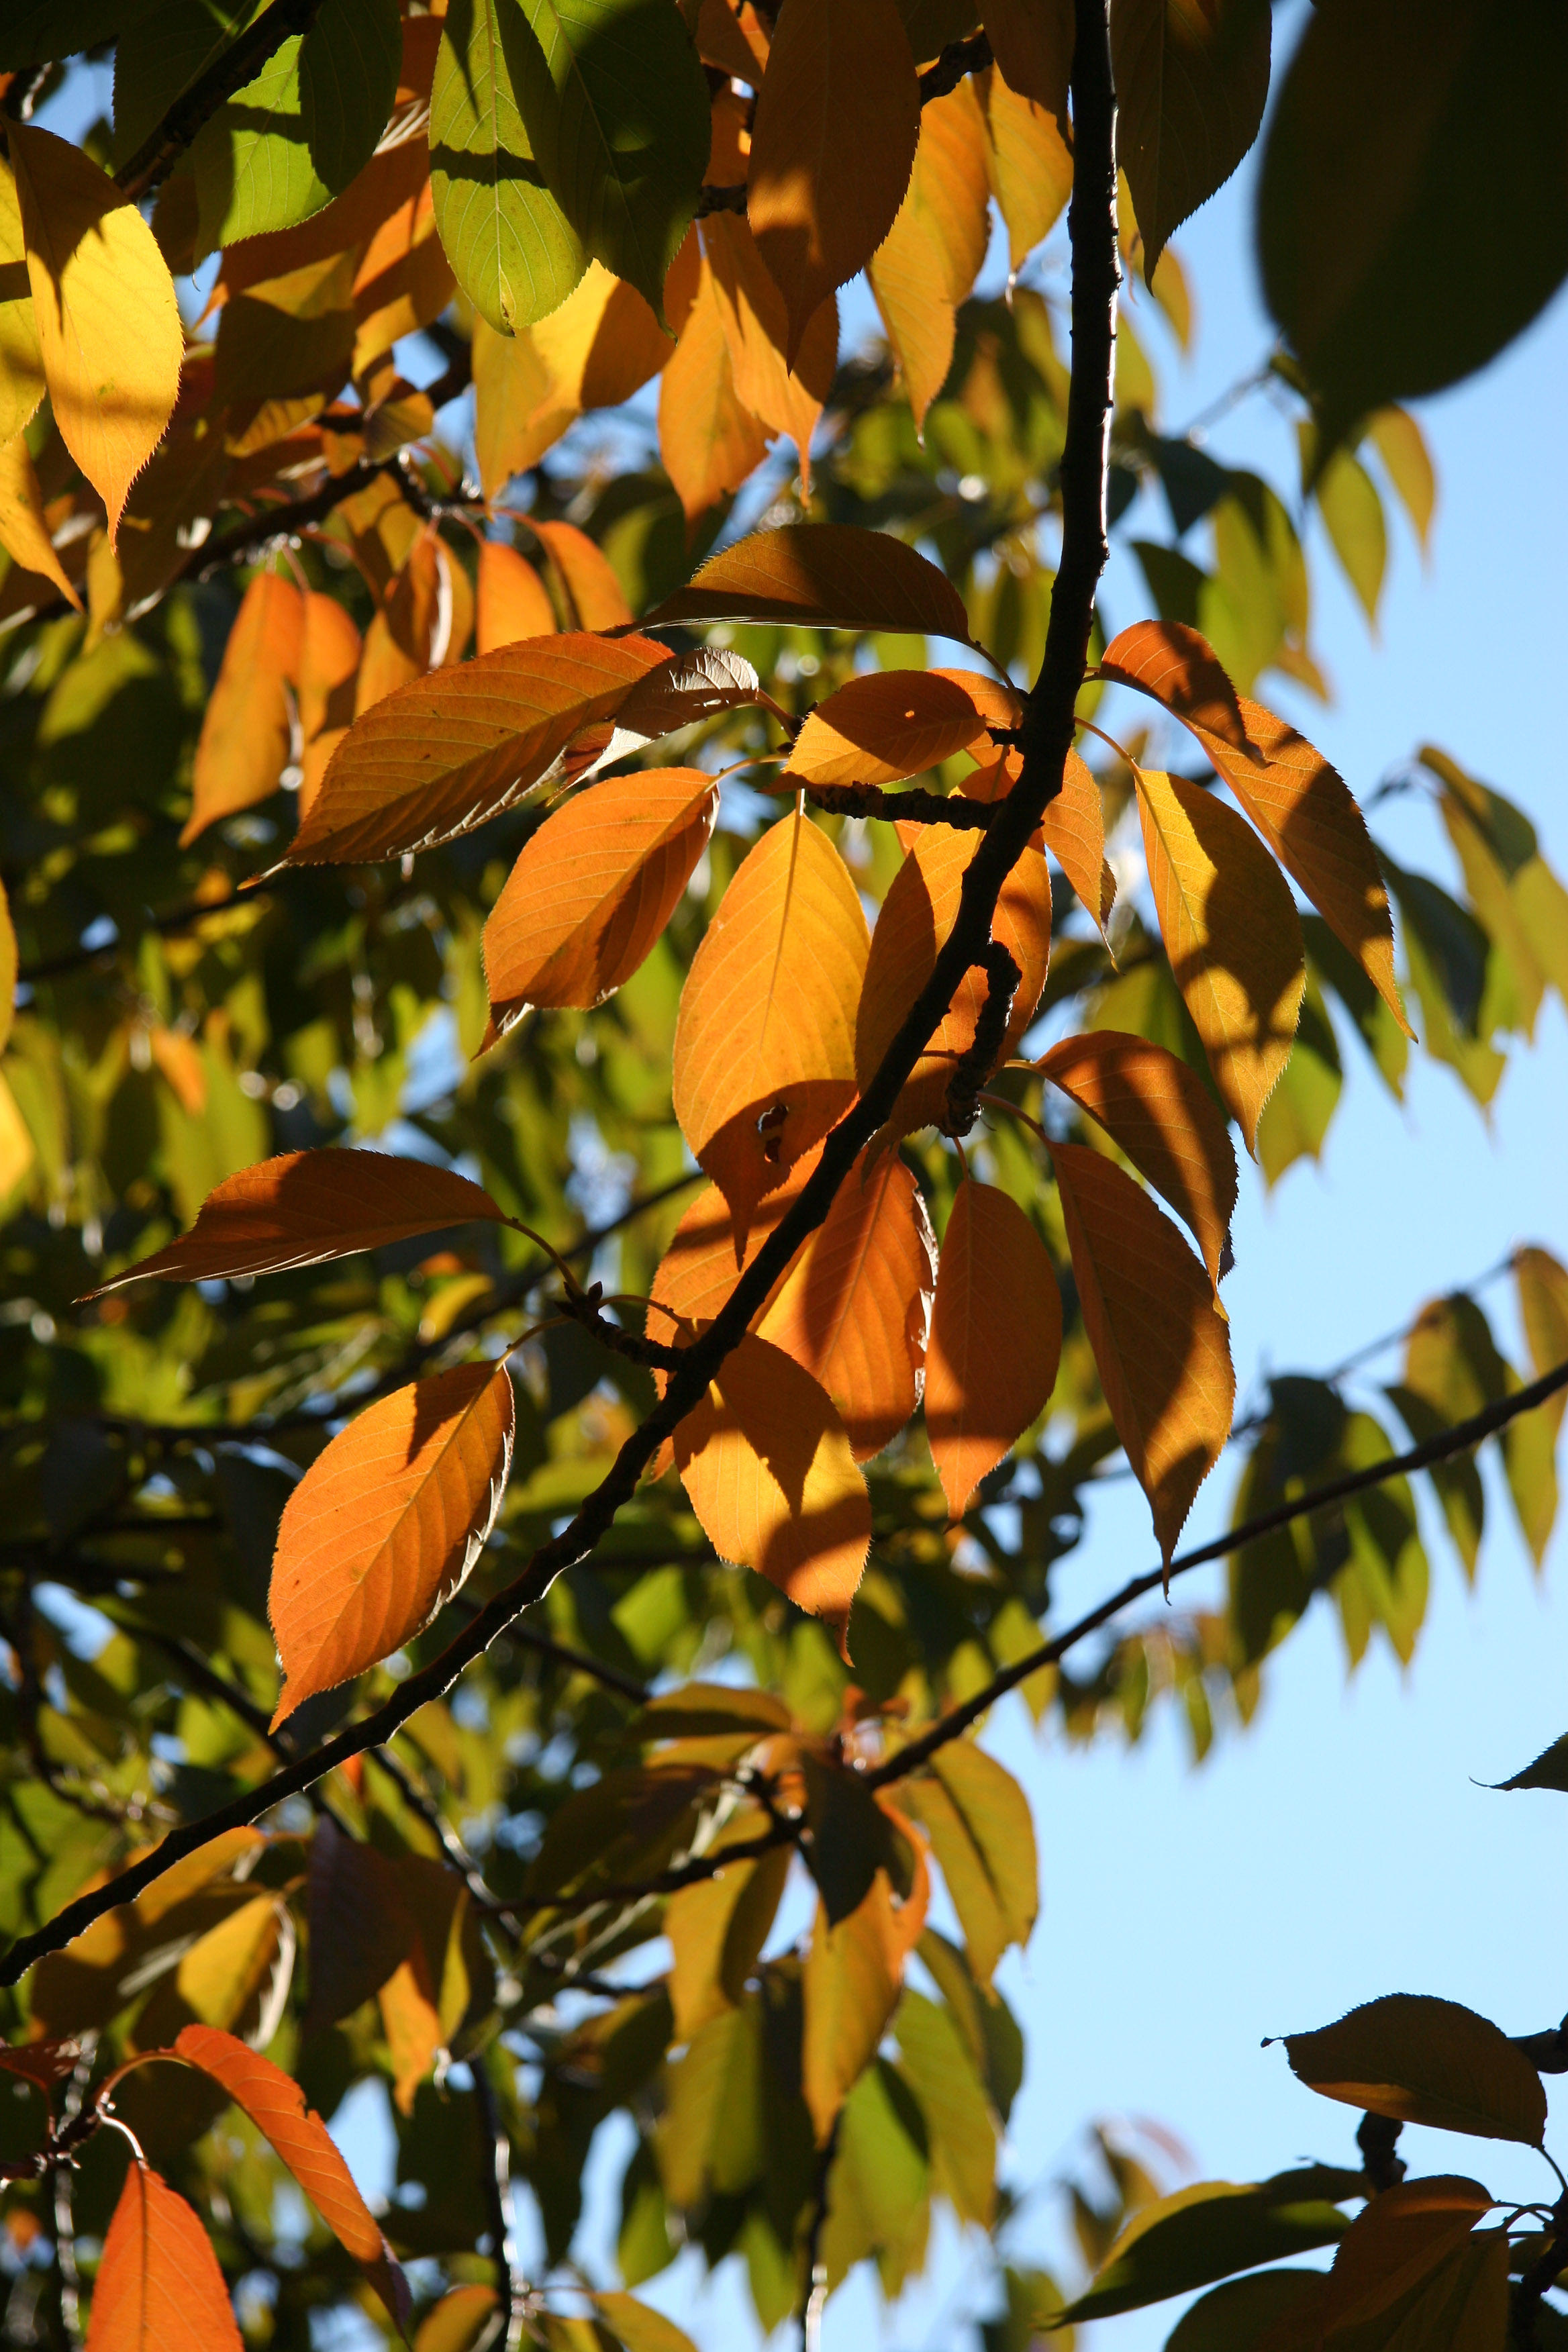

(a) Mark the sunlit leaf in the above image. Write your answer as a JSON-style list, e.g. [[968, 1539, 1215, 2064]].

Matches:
[[0, 430, 79, 609], [802, 1868, 924, 2143], [532, 517, 635, 630], [657, 241, 769, 522], [980, 65, 1073, 269], [645, 520, 973, 638], [88, 2162, 244, 2351], [181, 571, 304, 846], [1100, 618, 1259, 759], [0, 163, 45, 446], [903, 1739, 1037, 1981], [924, 1179, 1061, 1516], [476, 541, 557, 651], [297, 589, 362, 816], [792, 669, 997, 787], [703, 211, 838, 495], [1278, 1994, 1548, 2144], [868, 79, 992, 431], [667, 1826, 791, 2039], [269, 1362, 516, 1726]]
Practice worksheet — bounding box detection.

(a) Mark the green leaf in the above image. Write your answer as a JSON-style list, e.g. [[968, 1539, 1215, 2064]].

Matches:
[[635, 1684, 793, 1739], [893, 1988, 997, 2227], [593, 2291, 699, 2352], [927, 1740, 1038, 1954], [916, 1928, 1024, 2124], [1303, 914, 1408, 1099], [299, 0, 402, 191], [429, 0, 585, 335], [819, 2058, 931, 2298], [1336, 1411, 1428, 1668], [1, 0, 148, 68], [1308, 437, 1387, 626], [1383, 1383, 1483, 1579], [1256, 974, 1342, 1189], [1489, 1732, 1568, 1794], [1385, 861, 1506, 1106], [511, 0, 709, 320], [1277, 1994, 1549, 2145], [1258, 1, 1568, 446], [1060, 2171, 1358, 2323], [1163, 2271, 1326, 2352]]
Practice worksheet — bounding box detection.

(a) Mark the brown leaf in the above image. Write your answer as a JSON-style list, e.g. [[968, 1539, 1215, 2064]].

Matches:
[[1134, 765, 1305, 1153], [982, 0, 1073, 124], [181, 571, 303, 846], [88, 1148, 507, 1294], [673, 806, 869, 1240], [1038, 1030, 1237, 1293], [746, 0, 920, 360], [792, 669, 997, 787], [173, 2024, 410, 2335], [644, 520, 973, 639], [88, 2163, 243, 2351], [289, 632, 673, 864], [476, 540, 556, 652], [1111, 0, 1271, 280], [924, 1179, 1061, 1515], [759, 1149, 936, 1461], [1052, 1141, 1234, 1567], [1279, 1994, 1547, 2145], [1100, 618, 1259, 759], [268, 1363, 516, 1727], [0, 2037, 83, 2089], [675, 1334, 871, 1657], [297, 591, 362, 818], [305, 1816, 418, 2033], [1310, 2177, 1494, 2341], [854, 827, 1051, 1137], [483, 767, 718, 1038]]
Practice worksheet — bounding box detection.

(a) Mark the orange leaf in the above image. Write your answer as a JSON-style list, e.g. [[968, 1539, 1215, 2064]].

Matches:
[[147, 1027, 206, 1116], [1185, 695, 1412, 1039], [297, 592, 362, 818], [89, 1149, 507, 1293], [0, 2037, 85, 2088], [377, 1947, 444, 2117], [674, 1334, 870, 1655], [476, 540, 556, 652], [702, 213, 837, 494], [924, 1179, 1061, 1515], [7, 124, 181, 548], [87, 2163, 242, 2351], [269, 1362, 516, 1727], [644, 519, 973, 639], [759, 1150, 935, 1460], [658, 244, 769, 523], [673, 806, 869, 1241], [854, 828, 1051, 1136], [181, 572, 303, 846], [483, 766, 719, 1038], [980, 67, 1073, 269], [1100, 618, 1259, 758], [746, 0, 919, 360], [962, 745, 1114, 940], [868, 79, 993, 430], [650, 1173, 807, 1334], [1133, 764, 1305, 1152], [981, 0, 1073, 124], [355, 531, 446, 718], [801, 1873, 914, 2142], [171, 2024, 410, 2336], [0, 430, 80, 609], [791, 668, 996, 787], [697, 0, 770, 82], [1038, 1030, 1238, 1293], [1051, 1141, 1234, 1569], [290, 632, 672, 863], [532, 519, 633, 630]]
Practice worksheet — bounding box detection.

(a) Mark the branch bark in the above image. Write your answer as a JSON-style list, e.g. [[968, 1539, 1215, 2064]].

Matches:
[[0, 0, 1121, 1987]]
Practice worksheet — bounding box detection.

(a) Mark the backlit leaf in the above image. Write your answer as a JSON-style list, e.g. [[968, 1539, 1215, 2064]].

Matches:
[[477, 540, 557, 650], [1309, 2177, 1493, 2340], [758, 1148, 935, 1461], [0, 429, 79, 609], [30, 1830, 266, 2041], [924, 1179, 1061, 1516], [473, 259, 670, 493], [893, 1988, 997, 2226], [869, 79, 993, 432], [1369, 406, 1436, 551], [415, 2288, 501, 2352], [703, 211, 838, 495], [483, 766, 718, 1038], [854, 827, 1052, 1138], [980, 66, 1073, 269], [1133, 764, 1305, 1150], [289, 631, 671, 862], [645, 521, 973, 638], [1311, 439, 1387, 625], [802, 1872, 921, 2143], [173, 2024, 410, 2333], [87, 2163, 243, 2351], [658, 243, 769, 522], [982, 0, 1072, 121], [1061, 2171, 1357, 2323], [1278, 1994, 1547, 2144], [1099, 618, 1258, 760], [181, 571, 304, 846], [792, 669, 997, 787], [298, 589, 362, 816], [91, 1148, 507, 1292], [1038, 1030, 1238, 1292], [666, 1828, 791, 2039], [8, 124, 182, 548], [1516, 1246, 1568, 1440], [532, 517, 634, 628], [746, 0, 920, 360], [903, 1738, 1037, 1981], [511, 0, 710, 319], [672, 806, 869, 1238], [593, 2292, 701, 2352], [429, 0, 585, 334], [1052, 1141, 1234, 1567], [674, 1333, 871, 1655], [0, 880, 13, 1058], [1111, 0, 1271, 279], [0, 164, 45, 446], [269, 1361, 516, 1726]]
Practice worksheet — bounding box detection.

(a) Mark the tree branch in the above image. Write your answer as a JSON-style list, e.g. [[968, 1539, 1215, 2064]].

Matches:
[[0, 0, 1122, 1987], [114, 0, 327, 205], [804, 782, 995, 830], [942, 940, 1020, 1136]]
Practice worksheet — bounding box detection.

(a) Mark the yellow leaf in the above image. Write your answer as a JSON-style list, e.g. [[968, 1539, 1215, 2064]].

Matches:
[[1051, 1140, 1234, 1567], [924, 1179, 1061, 1515], [746, 0, 920, 360], [0, 430, 79, 608], [181, 571, 303, 846], [378, 1945, 445, 2116], [354, 530, 446, 717], [674, 1333, 871, 1656], [0, 878, 15, 1055], [1516, 1245, 1568, 1440], [475, 539, 556, 651], [0, 162, 45, 446], [792, 667, 995, 787], [89, 2165, 244, 2352], [1038, 1030, 1238, 1293], [269, 1363, 516, 1726], [979, 65, 1073, 269], [472, 258, 670, 495], [532, 517, 633, 630], [759, 1148, 936, 1461], [673, 806, 869, 1238], [8, 122, 182, 547], [1134, 764, 1306, 1151], [290, 630, 673, 863], [0, 1071, 32, 1201], [1101, 617, 1261, 758], [658, 242, 769, 523], [415, 2287, 501, 2352], [297, 591, 361, 818], [869, 78, 992, 430], [964, 742, 1116, 940], [854, 826, 1051, 1137], [91, 1147, 507, 1293], [667, 1830, 791, 2040], [702, 212, 837, 493], [801, 1877, 909, 2143], [131, 1890, 289, 2051], [483, 767, 718, 1038]]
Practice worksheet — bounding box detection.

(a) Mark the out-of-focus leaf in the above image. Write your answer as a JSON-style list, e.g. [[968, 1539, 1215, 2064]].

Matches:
[[1061, 2171, 1358, 2322]]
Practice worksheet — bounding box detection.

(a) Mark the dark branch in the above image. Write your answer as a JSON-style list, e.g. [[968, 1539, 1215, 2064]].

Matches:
[[805, 782, 995, 830], [0, 0, 1122, 1986], [115, 0, 327, 205], [557, 1283, 685, 1372], [942, 939, 1020, 1136]]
